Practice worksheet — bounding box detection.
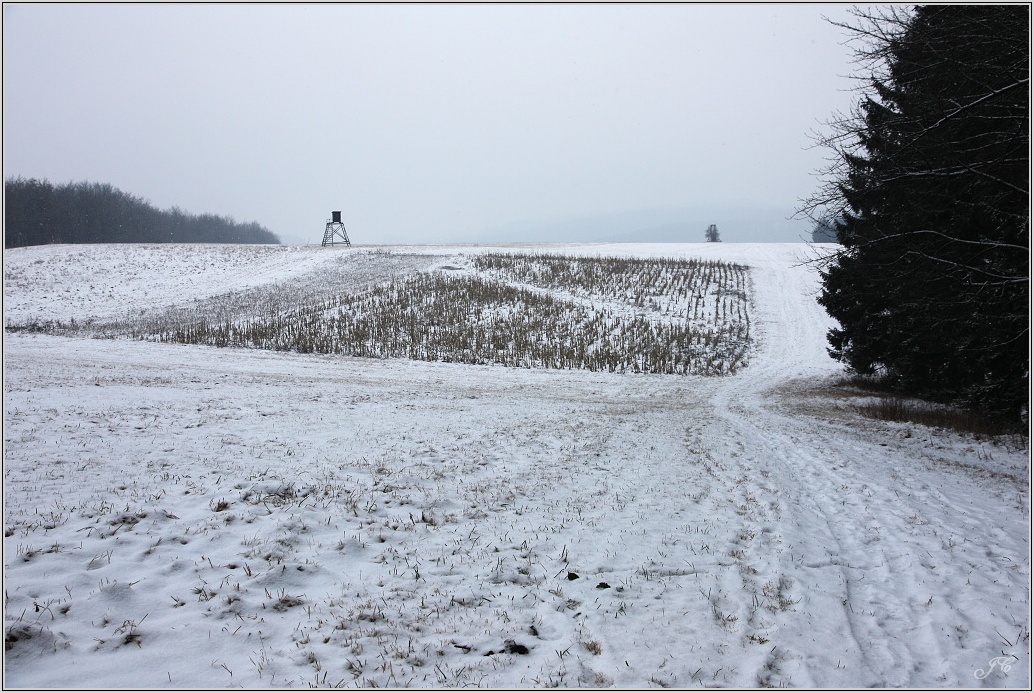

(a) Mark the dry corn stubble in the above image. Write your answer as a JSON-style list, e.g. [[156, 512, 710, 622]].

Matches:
[[89, 252, 753, 376]]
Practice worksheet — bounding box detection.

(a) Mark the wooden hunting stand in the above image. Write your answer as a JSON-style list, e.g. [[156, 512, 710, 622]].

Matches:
[[322, 211, 351, 247]]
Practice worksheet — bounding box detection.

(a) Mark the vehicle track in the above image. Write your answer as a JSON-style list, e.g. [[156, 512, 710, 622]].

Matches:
[[703, 245, 1030, 687]]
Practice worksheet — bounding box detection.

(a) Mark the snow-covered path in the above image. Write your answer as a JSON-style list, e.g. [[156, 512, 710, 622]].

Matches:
[[699, 245, 1030, 686], [3, 243, 1028, 689]]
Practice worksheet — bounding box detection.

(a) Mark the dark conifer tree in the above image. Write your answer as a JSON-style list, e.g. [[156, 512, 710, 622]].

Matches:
[[807, 5, 1029, 421]]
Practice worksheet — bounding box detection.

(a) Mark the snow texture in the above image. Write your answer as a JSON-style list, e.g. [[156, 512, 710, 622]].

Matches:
[[3, 242, 1029, 689]]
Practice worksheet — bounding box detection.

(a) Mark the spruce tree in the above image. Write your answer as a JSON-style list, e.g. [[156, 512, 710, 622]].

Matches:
[[810, 5, 1029, 421]]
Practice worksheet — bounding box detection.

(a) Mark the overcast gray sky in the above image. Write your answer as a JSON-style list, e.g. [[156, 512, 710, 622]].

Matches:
[[3, 3, 861, 245]]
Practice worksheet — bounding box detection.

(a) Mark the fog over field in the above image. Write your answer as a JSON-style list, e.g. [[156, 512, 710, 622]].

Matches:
[[3, 4, 856, 244]]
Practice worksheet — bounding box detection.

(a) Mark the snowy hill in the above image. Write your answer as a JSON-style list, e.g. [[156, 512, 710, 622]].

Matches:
[[3, 242, 1029, 688]]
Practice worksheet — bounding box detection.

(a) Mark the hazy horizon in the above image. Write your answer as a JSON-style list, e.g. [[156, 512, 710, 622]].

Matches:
[[4, 4, 860, 245]]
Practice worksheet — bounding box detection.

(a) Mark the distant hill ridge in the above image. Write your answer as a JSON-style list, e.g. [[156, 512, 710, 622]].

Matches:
[[4, 177, 280, 248], [470, 207, 812, 244]]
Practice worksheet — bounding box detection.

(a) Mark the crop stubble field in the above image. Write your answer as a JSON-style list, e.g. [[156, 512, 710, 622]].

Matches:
[[24, 251, 751, 376]]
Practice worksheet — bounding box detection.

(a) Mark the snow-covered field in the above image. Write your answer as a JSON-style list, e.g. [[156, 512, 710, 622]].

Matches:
[[3, 242, 1029, 688]]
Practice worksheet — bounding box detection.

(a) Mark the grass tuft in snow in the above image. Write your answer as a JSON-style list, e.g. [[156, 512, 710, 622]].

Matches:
[[855, 397, 1025, 437]]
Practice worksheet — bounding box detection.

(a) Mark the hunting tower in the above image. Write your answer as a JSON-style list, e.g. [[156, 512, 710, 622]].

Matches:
[[322, 211, 351, 247]]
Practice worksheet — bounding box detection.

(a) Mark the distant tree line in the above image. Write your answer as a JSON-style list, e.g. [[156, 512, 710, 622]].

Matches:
[[810, 218, 837, 244], [4, 177, 280, 248], [804, 5, 1028, 422]]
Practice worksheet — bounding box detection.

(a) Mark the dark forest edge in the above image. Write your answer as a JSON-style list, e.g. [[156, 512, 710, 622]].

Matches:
[[4, 177, 280, 247]]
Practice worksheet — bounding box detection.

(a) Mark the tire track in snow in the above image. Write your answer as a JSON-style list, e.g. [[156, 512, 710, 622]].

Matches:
[[702, 245, 1029, 687]]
